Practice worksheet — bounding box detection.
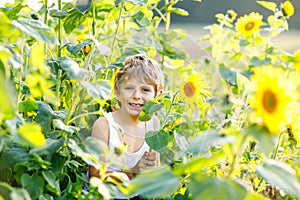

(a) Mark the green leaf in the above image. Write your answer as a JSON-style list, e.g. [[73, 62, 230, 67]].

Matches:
[[53, 119, 79, 134], [63, 9, 85, 34], [168, 7, 189, 16], [257, 1, 277, 11], [125, 167, 180, 198], [80, 80, 112, 99], [219, 64, 237, 86], [35, 101, 54, 134], [173, 156, 219, 175], [250, 56, 271, 67], [30, 137, 66, 156], [68, 137, 103, 170], [11, 18, 58, 44], [61, 59, 93, 79], [132, 11, 150, 27], [42, 171, 60, 194], [257, 159, 300, 198], [138, 111, 152, 121], [21, 173, 44, 200], [145, 130, 170, 152], [246, 125, 275, 156], [125, 0, 147, 6], [9, 188, 31, 200], [49, 9, 68, 18], [189, 175, 247, 200], [65, 39, 93, 55], [186, 130, 236, 154], [280, 54, 298, 62], [2, 3, 24, 20], [18, 97, 38, 113], [0, 145, 30, 169], [141, 99, 164, 114]]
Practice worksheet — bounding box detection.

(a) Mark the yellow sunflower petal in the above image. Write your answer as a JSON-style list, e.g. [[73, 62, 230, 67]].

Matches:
[[179, 74, 210, 111], [235, 12, 263, 37], [293, 49, 300, 69], [250, 66, 298, 134], [282, 1, 294, 18]]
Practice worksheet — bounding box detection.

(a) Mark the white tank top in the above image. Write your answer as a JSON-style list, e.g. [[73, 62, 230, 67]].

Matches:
[[104, 112, 151, 171]]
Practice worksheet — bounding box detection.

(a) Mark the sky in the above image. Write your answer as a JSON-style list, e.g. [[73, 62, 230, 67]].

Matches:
[[0, 0, 73, 11]]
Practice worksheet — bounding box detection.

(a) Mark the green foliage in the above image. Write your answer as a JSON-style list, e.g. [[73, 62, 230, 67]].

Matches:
[[0, 0, 300, 199]]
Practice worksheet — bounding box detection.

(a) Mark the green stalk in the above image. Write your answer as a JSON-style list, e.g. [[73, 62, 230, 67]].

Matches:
[[165, 0, 170, 31], [161, 91, 180, 128], [54, 69, 62, 110], [271, 132, 283, 160], [57, 0, 62, 57], [92, 0, 96, 36], [109, 0, 124, 63], [228, 133, 248, 177]]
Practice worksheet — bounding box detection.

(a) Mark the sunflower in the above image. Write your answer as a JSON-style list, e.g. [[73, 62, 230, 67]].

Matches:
[[250, 66, 298, 134], [282, 0, 294, 18], [293, 49, 300, 69], [235, 12, 263, 37], [179, 74, 210, 111]]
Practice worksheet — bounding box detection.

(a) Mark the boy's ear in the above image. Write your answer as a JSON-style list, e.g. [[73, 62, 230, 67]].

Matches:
[[114, 86, 120, 98]]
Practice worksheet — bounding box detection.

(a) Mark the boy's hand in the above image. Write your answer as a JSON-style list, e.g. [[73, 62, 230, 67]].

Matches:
[[144, 151, 160, 167]]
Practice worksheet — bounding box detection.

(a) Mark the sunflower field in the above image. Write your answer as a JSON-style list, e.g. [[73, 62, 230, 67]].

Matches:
[[1, 0, 300, 199]]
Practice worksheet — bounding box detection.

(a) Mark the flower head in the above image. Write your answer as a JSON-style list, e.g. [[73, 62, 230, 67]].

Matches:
[[293, 49, 300, 69], [235, 12, 263, 37], [179, 74, 210, 110], [250, 66, 298, 134], [282, 0, 294, 18]]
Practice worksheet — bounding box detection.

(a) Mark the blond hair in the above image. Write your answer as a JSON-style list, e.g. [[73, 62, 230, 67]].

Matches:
[[114, 54, 164, 95]]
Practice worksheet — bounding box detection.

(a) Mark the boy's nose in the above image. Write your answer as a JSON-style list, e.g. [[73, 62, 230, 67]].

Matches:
[[132, 89, 141, 99]]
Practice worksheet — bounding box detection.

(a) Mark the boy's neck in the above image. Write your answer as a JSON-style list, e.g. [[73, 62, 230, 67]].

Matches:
[[114, 109, 143, 126]]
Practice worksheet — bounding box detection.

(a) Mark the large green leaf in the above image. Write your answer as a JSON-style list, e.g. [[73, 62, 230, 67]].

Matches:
[[138, 99, 164, 121], [0, 145, 30, 169], [21, 173, 44, 200], [18, 97, 38, 113], [80, 80, 112, 99], [11, 18, 58, 44], [30, 137, 66, 156], [219, 64, 237, 86], [61, 59, 93, 79], [186, 129, 236, 154], [68, 137, 103, 170], [63, 9, 85, 34], [145, 130, 170, 152], [53, 119, 79, 134], [257, 159, 300, 198], [2, 3, 24, 20], [42, 171, 60, 194], [189, 175, 247, 200], [125, 167, 180, 198], [246, 125, 275, 156]]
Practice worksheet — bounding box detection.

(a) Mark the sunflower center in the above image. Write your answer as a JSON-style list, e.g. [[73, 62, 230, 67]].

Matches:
[[262, 90, 278, 113], [245, 22, 255, 31], [183, 82, 196, 98]]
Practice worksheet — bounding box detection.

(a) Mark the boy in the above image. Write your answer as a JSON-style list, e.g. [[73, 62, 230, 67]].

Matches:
[[89, 54, 164, 180]]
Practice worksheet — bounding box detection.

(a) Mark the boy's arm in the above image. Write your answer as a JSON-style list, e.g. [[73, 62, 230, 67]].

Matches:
[[89, 117, 109, 178]]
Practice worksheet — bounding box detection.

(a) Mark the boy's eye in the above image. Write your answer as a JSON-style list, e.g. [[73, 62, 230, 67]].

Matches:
[[142, 88, 153, 92], [125, 87, 133, 90]]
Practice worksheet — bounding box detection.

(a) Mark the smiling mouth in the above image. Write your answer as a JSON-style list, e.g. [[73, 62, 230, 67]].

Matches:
[[129, 103, 144, 108]]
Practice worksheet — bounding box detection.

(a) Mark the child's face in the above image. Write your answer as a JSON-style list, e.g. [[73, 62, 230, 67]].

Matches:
[[116, 78, 156, 117]]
